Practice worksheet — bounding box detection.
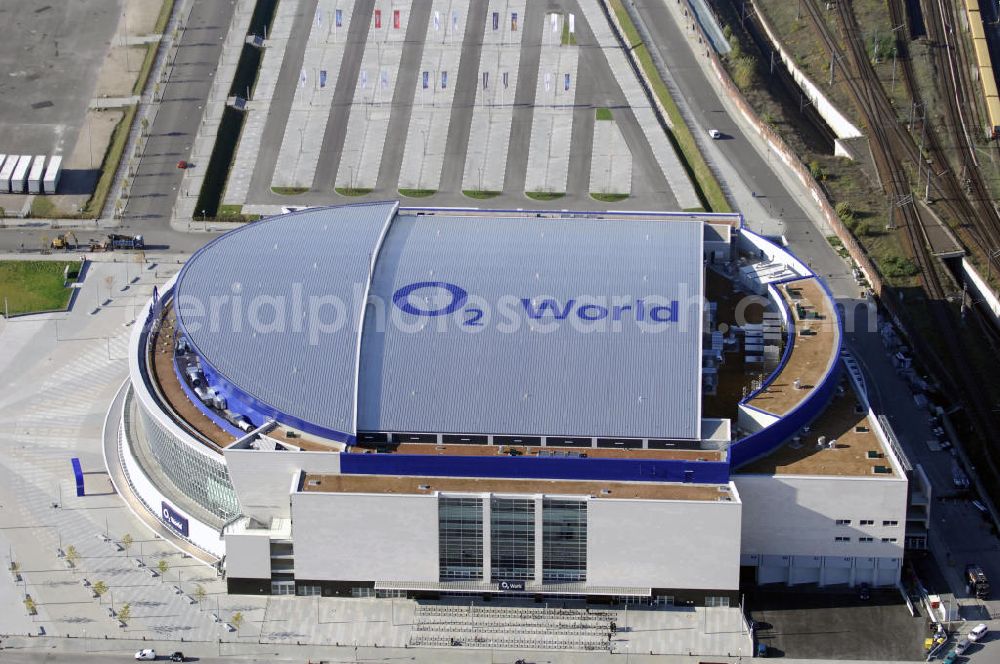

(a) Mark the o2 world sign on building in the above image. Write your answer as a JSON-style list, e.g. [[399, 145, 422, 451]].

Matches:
[[161, 501, 189, 537]]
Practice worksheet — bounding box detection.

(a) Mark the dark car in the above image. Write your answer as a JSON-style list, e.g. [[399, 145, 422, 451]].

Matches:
[[171, 653, 186, 662], [858, 583, 871, 600]]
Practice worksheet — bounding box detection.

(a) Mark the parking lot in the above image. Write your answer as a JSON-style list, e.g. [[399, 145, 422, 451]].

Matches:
[[219, 0, 698, 212], [746, 587, 927, 660]]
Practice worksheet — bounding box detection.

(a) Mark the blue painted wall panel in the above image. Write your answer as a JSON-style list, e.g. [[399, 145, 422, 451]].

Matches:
[[341, 453, 731, 484]]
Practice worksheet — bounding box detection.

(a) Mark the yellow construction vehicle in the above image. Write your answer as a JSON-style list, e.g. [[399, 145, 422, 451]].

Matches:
[[50, 231, 77, 250]]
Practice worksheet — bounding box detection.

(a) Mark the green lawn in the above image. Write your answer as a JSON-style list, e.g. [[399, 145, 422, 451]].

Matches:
[[463, 190, 501, 199], [525, 191, 565, 201], [335, 187, 373, 197], [271, 186, 309, 196], [595, 107, 613, 121], [0, 261, 81, 316], [591, 192, 629, 202], [398, 188, 437, 198]]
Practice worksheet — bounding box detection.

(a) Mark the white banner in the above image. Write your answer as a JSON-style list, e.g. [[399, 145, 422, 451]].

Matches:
[[569, 13, 575, 34]]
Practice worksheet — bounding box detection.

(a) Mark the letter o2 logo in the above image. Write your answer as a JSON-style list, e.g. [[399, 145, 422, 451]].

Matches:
[[393, 281, 468, 316]]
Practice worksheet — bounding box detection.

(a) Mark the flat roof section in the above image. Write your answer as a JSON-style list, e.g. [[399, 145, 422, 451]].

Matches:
[[150, 306, 234, 450], [359, 213, 705, 440], [748, 278, 839, 417], [300, 473, 734, 501], [739, 387, 890, 477], [349, 442, 724, 461]]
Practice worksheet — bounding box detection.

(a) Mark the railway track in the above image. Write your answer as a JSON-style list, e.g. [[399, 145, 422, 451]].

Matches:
[[799, 0, 1000, 497]]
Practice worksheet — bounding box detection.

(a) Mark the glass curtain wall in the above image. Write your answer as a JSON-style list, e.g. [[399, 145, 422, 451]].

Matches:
[[439, 497, 483, 580], [542, 498, 587, 582], [491, 498, 535, 581]]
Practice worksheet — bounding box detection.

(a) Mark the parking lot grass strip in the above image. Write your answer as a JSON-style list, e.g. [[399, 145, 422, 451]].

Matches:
[[591, 192, 629, 202], [0, 261, 81, 316], [218, 204, 243, 216], [607, 0, 730, 213], [154, 0, 176, 34], [271, 186, 309, 196], [526, 191, 566, 201], [463, 190, 502, 199], [596, 107, 613, 121], [398, 189, 437, 198], [335, 187, 373, 196], [561, 17, 577, 46], [84, 105, 135, 218], [132, 44, 158, 96]]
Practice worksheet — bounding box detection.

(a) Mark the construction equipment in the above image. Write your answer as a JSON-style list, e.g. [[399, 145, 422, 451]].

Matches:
[[88, 234, 145, 252], [50, 231, 77, 251]]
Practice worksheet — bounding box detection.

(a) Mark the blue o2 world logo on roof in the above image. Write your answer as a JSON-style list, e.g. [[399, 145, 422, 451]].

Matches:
[[391, 281, 681, 329]]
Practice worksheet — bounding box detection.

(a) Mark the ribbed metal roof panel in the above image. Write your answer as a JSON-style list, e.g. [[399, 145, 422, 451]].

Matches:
[[357, 213, 704, 440], [174, 202, 398, 437]]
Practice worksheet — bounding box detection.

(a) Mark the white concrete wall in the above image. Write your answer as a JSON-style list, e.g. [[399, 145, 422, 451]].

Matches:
[[224, 448, 343, 522], [587, 497, 741, 590], [734, 474, 906, 561], [225, 532, 272, 579], [738, 403, 780, 434], [751, 0, 862, 140], [291, 492, 439, 582], [962, 257, 1000, 328]]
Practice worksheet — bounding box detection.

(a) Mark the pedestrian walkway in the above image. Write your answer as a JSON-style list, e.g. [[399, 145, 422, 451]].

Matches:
[[525, 12, 578, 194], [89, 96, 141, 110], [578, 0, 700, 209], [335, 0, 410, 190], [225, 0, 301, 205], [271, 0, 355, 190], [461, 0, 526, 193], [398, 0, 467, 191], [590, 116, 632, 195]]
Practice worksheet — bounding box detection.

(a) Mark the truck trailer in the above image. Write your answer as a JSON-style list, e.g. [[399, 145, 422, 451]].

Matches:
[[42, 155, 63, 194], [0, 155, 15, 193], [8, 155, 30, 193], [27, 155, 45, 194]]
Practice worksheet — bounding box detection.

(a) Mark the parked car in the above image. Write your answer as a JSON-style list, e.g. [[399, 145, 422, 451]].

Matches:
[[858, 583, 871, 601], [134, 649, 156, 661], [955, 638, 971, 655], [969, 623, 989, 642], [942, 650, 958, 664], [708, 129, 722, 139], [171, 652, 186, 662]]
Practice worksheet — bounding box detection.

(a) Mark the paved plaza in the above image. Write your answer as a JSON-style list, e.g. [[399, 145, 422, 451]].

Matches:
[[205, 0, 697, 212]]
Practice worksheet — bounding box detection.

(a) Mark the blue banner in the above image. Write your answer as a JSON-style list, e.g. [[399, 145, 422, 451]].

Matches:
[[161, 501, 189, 537], [320, 69, 327, 88], [335, 8, 342, 27], [71, 457, 84, 497]]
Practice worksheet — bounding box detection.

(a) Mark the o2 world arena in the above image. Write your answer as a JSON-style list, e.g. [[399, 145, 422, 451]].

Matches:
[[113, 202, 913, 601]]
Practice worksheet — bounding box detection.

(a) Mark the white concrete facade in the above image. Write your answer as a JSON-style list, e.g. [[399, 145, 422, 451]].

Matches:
[[292, 491, 440, 582], [733, 474, 907, 586], [587, 496, 741, 591]]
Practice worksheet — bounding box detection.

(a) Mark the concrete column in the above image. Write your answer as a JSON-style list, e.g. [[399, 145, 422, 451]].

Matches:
[[481, 494, 491, 582], [534, 495, 544, 583]]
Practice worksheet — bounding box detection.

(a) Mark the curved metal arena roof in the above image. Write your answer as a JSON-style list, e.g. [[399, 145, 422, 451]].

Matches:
[[175, 203, 705, 443]]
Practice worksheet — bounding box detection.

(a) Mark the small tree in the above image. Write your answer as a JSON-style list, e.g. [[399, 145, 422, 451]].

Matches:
[[10, 560, 20, 575], [92, 580, 108, 602], [231, 611, 244, 634], [65, 545, 80, 568], [24, 596, 37, 615], [121, 533, 133, 557], [156, 558, 169, 579], [141, 117, 149, 136], [193, 583, 207, 607], [117, 603, 131, 624]]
